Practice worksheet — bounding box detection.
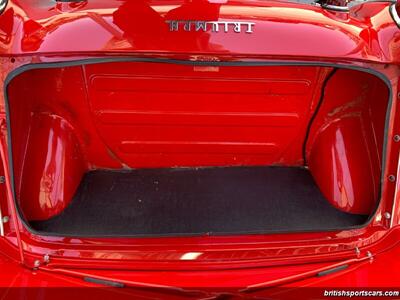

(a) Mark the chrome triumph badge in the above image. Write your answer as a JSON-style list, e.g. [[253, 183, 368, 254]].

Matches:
[[166, 20, 255, 33]]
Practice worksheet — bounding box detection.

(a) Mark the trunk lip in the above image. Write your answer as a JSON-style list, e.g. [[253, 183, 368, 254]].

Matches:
[[2, 57, 393, 240]]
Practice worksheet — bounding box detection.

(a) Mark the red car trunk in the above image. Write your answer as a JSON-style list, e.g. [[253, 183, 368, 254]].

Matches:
[[0, 0, 399, 293], [5, 61, 389, 237]]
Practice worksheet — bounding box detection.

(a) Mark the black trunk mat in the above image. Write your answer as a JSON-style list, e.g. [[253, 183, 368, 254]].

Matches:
[[29, 167, 368, 236]]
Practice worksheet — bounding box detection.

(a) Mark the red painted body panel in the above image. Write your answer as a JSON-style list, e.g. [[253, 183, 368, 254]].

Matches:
[[0, 0, 397, 63], [0, 0, 398, 292], [85, 63, 324, 168], [1, 228, 400, 298]]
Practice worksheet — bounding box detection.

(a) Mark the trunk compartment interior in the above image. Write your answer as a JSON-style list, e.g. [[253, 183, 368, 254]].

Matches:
[[7, 61, 389, 237]]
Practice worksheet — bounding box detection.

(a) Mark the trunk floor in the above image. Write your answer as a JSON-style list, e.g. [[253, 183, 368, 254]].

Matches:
[[30, 167, 368, 236]]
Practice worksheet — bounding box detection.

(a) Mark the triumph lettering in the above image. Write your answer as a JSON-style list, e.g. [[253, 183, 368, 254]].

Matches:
[[166, 21, 255, 33]]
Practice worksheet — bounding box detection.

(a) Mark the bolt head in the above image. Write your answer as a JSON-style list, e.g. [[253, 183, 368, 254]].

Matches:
[[388, 175, 396, 182], [33, 260, 40, 268], [43, 254, 50, 263], [2, 216, 9, 223], [384, 212, 391, 219], [394, 135, 400, 142]]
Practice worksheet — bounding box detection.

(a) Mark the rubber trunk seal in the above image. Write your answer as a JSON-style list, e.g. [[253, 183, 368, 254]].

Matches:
[[2, 57, 393, 238]]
